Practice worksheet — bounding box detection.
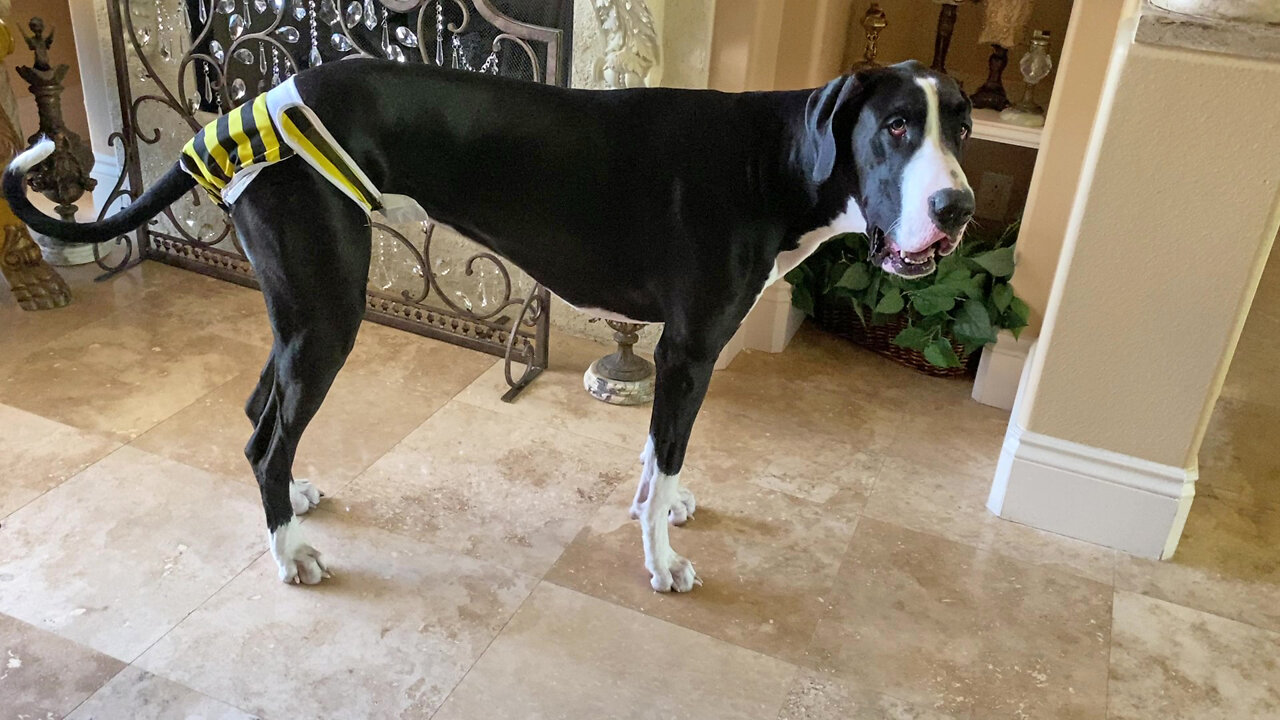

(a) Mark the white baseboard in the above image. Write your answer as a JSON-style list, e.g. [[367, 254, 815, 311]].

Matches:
[[971, 330, 1035, 411], [714, 279, 803, 371], [741, 279, 805, 353], [988, 418, 1197, 559]]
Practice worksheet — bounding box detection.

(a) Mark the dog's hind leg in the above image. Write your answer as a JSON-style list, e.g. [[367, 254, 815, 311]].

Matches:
[[636, 326, 726, 593], [234, 162, 371, 584]]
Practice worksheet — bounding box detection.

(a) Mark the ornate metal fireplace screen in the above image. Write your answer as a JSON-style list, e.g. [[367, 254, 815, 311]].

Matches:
[[99, 0, 570, 400]]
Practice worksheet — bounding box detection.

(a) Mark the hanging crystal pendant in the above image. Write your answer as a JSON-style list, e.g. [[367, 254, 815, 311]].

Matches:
[[275, 25, 300, 43], [317, 0, 337, 26], [230, 77, 247, 100], [343, 1, 362, 29], [385, 43, 405, 62], [234, 47, 255, 64], [363, 0, 377, 30], [272, 0, 285, 13], [331, 32, 353, 51], [228, 13, 246, 38], [254, 0, 267, 11], [394, 25, 417, 48], [308, 45, 323, 66], [217, 0, 236, 13], [139, 25, 153, 45], [199, 0, 208, 22], [209, 39, 225, 62], [291, 0, 307, 20], [159, 39, 173, 62]]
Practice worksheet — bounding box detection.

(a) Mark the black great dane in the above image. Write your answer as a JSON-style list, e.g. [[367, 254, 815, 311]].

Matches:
[[6, 58, 974, 592]]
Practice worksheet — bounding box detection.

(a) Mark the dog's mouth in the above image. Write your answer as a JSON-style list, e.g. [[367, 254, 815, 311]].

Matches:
[[868, 227, 961, 278]]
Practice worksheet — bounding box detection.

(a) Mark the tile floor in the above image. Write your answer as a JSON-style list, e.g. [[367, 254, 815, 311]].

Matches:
[[1, 259, 1278, 719]]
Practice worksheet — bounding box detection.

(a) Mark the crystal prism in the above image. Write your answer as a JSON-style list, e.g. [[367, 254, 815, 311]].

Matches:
[[394, 25, 417, 48]]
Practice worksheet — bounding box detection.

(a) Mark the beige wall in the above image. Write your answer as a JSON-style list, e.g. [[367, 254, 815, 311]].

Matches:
[[1021, 37, 1280, 467], [1012, 0, 1132, 330]]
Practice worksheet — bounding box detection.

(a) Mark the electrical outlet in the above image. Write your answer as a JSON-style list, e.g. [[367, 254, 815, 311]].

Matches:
[[976, 172, 1014, 220]]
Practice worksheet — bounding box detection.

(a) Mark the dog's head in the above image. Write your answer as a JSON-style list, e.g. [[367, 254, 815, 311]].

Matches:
[[798, 61, 974, 278]]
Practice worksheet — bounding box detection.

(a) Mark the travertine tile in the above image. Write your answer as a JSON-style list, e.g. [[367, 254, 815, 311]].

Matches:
[[338, 401, 632, 576], [131, 322, 495, 487], [0, 298, 264, 442], [1195, 396, 1280, 510], [0, 447, 266, 661], [1108, 592, 1280, 720], [453, 331, 652, 449], [66, 666, 258, 720], [1116, 496, 1280, 633], [0, 261, 188, 377], [806, 518, 1111, 719], [0, 404, 119, 518], [432, 582, 797, 720], [864, 453, 1117, 585], [777, 670, 967, 720], [0, 613, 125, 719], [135, 513, 536, 720], [546, 465, 861, 664]]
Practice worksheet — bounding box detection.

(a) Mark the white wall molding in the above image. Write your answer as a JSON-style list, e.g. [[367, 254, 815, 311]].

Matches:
[[988, 416, 1198, 559], [971, 330, 1036, 411]]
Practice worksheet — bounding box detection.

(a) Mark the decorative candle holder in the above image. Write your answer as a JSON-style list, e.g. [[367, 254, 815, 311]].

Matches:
[[583, 320, 656, 406], [1000, 29, 1054, 127]]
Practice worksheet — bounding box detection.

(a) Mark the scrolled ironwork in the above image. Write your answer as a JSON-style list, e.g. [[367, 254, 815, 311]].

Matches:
[[99, 0, 568, 398]]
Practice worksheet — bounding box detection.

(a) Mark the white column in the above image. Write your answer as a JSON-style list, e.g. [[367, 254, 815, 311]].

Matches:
[[988, 1, 1280, 559]]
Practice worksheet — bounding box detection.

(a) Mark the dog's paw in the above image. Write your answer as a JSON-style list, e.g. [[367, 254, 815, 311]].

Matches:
[[649, 553, 701, 593], [668, 485, 697, 526], [290, 479, 323, 516], [269, 519, 331, 585]]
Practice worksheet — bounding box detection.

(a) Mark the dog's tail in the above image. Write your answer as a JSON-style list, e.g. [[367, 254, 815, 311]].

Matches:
[[4, 138, 197, 244]]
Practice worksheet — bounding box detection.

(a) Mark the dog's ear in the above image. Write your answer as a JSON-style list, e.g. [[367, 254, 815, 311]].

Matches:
[[799, 73, 866, 185]]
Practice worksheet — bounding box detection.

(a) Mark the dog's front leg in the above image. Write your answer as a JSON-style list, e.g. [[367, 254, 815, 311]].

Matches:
[[630, 436, 697, 525], [636, 333, 718, 592]]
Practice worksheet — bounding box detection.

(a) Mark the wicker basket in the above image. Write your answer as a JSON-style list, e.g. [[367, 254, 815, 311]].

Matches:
[[814, 294, 976, 379]]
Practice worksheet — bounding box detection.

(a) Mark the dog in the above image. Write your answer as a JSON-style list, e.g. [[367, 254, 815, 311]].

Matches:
[[6, 58, 974, 592]]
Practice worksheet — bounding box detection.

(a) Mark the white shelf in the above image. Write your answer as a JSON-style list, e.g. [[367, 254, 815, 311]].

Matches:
[[971, 108, 1043, 149]]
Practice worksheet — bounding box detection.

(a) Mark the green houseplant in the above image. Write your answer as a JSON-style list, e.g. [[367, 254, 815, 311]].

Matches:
[[784, 220, 1030, 374]]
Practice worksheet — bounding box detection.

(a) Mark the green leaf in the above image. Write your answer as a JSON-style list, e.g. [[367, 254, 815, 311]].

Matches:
[[836, 264, 872, 291], [791, 284, 814, 316], [923, 337, 962, 368], [952, 300, 998, 346], [892, 325, 932, 351], [1009, 296, 1031, 325], [784, 266, 808, 286], [875, 289, 905, 315], [911, 285, 958, 316], [992, 283, 1014, 313], [862, 273, 883, 311], [971, 247, 1016, 278]]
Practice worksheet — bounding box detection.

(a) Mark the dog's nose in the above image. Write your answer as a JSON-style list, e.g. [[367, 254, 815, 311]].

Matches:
[[929, 188, 975, 234]]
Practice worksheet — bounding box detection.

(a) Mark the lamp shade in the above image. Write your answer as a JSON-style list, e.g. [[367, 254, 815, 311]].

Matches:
[[978, 0, 1035, 48]]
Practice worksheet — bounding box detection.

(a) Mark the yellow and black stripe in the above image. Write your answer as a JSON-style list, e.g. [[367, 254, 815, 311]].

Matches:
[[277, 106, 381, 212], [178, 90, 382, 213], [180, 93, 294, 205]]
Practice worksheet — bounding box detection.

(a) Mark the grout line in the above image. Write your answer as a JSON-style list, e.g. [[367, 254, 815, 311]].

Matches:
[[425, 577, 541, 720], [59, 663, 131, 720]]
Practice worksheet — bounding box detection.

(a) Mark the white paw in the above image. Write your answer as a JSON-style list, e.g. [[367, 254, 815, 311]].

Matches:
[[290, 479, 323, 515], [649, 553, 700, 593], [269, 518, 330, 585], [668, 485, 697, 526]]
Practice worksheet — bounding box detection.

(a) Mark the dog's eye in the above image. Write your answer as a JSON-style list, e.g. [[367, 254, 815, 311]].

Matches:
[[887, 118, 907, 138]]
